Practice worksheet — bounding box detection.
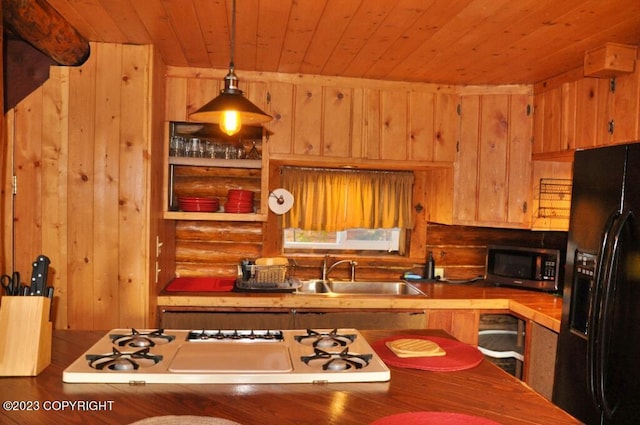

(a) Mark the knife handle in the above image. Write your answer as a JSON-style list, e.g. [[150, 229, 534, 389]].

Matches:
[[30, 255, 51, 296]]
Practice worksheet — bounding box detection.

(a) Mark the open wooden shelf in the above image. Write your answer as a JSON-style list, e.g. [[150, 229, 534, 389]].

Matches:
[[163, 211, 267, 222], [168, 157, 262, 169]]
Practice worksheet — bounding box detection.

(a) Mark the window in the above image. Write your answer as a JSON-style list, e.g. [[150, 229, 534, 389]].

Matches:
[[283, 228, 401, 251], [280, 166, 413, 254]]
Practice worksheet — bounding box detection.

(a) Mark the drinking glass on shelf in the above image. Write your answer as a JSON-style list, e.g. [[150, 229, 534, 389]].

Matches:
[[205, 141, 215, 158], [214, 143, 226, 159], [188, 138, 200, 158], [225, 145, 237, 159], [197, 140, 206, 158], [170, 136, 185, 157]]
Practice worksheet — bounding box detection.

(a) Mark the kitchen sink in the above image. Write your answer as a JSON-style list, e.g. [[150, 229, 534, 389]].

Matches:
[[297, 279, 331, 294], [327, 280, 425, 295], [296, 279, 426, 296]]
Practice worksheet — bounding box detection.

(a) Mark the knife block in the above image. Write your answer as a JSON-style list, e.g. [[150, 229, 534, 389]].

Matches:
[[0, 296, 52, 376]]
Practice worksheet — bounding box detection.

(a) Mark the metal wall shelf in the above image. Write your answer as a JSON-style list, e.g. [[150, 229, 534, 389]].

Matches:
[[538, 178, 572, 218]]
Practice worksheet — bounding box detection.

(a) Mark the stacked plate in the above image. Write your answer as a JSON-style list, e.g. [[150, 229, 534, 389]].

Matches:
[[178, 196, 220, 212], [225, 189, 255, 213]]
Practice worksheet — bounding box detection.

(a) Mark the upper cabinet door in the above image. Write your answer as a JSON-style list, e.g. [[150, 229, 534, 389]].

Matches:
[[454, 93, 533, 228]]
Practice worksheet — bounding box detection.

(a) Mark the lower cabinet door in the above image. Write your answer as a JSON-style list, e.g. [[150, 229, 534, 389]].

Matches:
[[293, 310, 427, 330], [160, 310, 295, 329]]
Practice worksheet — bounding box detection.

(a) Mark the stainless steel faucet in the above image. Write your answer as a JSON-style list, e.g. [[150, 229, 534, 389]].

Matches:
[[322, 255, 358, 281]]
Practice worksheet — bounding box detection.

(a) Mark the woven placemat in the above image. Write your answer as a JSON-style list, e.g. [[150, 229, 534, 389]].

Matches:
[[128, 416, 242, 425]]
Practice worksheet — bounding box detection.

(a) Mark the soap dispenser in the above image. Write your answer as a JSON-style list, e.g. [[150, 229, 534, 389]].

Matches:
[[424, 251, 435, 280]]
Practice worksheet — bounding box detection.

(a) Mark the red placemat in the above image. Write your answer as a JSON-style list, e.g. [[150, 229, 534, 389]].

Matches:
[[371, 335, 484, 372], [370, 412, 502, 425], [165, 277, 235, 292]]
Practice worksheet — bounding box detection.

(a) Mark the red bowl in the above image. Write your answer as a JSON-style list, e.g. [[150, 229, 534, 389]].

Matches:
[[228, 189, 253, 196], [179, 197, 219, 212], [178, 196, 219, 203], [180, 204, 219, 212], [224, 203, 253, 213], [227, 190, 254, 200], [224, 202, 253, 208]]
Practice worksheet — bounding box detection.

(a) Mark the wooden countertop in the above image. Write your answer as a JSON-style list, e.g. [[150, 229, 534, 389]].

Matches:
[[158, 281, 563, 332], [0, 329, 579, 425]]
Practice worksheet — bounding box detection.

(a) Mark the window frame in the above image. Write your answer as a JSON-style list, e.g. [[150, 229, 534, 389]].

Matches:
[[283, 228, 402, 252]]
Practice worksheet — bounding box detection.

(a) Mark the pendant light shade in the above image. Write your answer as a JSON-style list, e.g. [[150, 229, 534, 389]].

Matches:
[[189, 0, 272, 136]]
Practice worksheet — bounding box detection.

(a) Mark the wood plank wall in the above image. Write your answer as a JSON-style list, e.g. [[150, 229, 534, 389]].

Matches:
[[0, 10, 6, 276], [3, 42, 169, 330]]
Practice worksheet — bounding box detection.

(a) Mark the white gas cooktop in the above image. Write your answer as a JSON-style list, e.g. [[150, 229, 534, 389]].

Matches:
[[63, 328, 391, 384]]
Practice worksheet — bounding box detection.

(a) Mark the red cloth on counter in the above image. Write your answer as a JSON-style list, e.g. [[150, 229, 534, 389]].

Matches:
[[165, 277, 235, 292], [370, 412, 502, 425]]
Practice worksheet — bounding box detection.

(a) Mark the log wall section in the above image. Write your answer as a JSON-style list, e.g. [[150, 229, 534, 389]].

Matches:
[[425, 223, 567, 280]]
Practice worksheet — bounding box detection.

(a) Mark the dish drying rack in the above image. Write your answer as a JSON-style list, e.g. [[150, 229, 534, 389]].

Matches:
[[236, 259, 300, 291]]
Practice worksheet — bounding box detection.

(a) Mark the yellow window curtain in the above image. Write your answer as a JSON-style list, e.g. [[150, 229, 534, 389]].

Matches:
[[281, 167, 414, 231]]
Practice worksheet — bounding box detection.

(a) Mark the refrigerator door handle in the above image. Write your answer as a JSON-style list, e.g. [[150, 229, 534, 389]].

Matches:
[[586, 211, 618, 412], [591, 209, 632, 420]]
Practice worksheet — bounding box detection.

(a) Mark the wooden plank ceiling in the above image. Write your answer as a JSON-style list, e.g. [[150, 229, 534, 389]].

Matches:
[[44, 0, 640, 85]]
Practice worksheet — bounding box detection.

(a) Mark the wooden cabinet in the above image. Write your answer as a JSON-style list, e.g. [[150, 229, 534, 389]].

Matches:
[[602, 71, 640, 144], [161, 309, 295, 329], [293, 310, 427, 330], [525, 321, 558, 400], [565, 75, 639, 149], [218, 73, 461, 163], [425, 309, 480, 346], [533, 66, 640, 156], [160, 308, 427, 330], [478, 313, 558, 399], [530, 66, 640, 230], [163, 122, 269, 222], [453, 93, 533, 228]]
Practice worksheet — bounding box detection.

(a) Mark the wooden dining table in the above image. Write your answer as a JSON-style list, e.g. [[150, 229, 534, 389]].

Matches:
[[0, 329, 580, 425]]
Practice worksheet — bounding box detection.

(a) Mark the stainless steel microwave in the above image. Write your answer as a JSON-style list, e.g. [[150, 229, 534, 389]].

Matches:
[[485, 245, 562, 292]]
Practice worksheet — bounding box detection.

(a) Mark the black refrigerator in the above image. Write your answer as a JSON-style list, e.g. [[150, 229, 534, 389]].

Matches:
[[553, 142, 640, 424]]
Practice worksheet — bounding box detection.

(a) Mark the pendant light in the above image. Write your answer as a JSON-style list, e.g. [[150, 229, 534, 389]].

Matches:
[[190, 0, 272, 136]]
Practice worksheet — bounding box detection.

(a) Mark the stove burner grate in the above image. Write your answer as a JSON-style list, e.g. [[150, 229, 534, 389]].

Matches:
[[301, 347, 373, 370], [110, 328, 176, 348], [294, 329, 357, 349], [86, 347, 163, 371], [187, 329, 284, 341]]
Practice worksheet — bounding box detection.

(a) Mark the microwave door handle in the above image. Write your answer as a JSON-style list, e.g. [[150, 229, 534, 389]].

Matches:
[[596, 209, 633, 420], [587, 211, 618, 410]]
